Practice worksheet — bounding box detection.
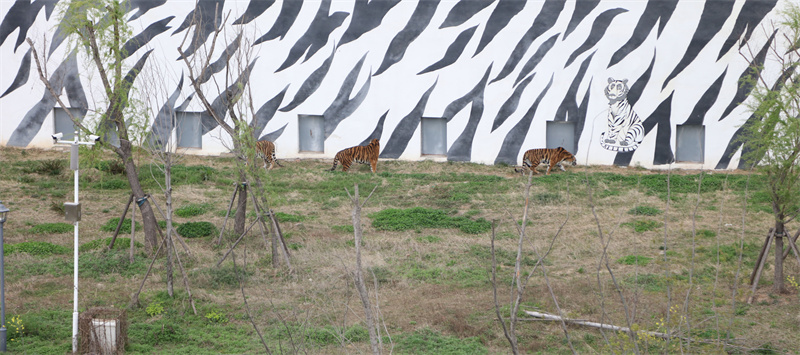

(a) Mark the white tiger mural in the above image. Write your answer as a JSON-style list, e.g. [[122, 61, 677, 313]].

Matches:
[[600, 78, 644, 153]]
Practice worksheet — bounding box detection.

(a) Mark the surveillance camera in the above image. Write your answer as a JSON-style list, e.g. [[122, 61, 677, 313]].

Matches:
[[52, 132, 63, 141], [89, 135, 100, 142]]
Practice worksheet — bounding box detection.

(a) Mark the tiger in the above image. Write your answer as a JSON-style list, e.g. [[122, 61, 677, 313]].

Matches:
[[254, 140, 283, 170], [514, 147, 577, 175], [329, 139, 380, 173], [600, 78, 644, 153]]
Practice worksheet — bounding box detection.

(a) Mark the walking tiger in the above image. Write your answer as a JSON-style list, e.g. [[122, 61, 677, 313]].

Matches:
[[255, 140, 283, 170], [514, 147, 577, 175], [329, 139, 380, 173]]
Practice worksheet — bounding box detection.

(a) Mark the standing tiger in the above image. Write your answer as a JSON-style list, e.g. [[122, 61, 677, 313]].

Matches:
[[255, 140, 283, 170], [514, 147, 577, 175], [329, 139, 380, 173], [600, 78, 644, 152]]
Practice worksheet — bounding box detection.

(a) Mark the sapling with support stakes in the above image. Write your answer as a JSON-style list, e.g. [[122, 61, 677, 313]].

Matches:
[[738, 2, 800, 296]]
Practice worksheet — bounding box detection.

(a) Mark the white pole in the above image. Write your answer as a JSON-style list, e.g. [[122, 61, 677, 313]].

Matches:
[[54, 131, 97, 353], [72, 134, 79, 354]]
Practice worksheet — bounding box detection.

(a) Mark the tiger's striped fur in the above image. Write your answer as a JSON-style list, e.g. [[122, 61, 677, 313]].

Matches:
[[600, 78, 644, 152], [514, 147, 577, 175], [329, 139, 380, 173], [255, 140, 283, 170]]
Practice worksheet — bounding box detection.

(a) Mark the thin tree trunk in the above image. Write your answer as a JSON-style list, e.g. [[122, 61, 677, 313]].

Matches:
[[348, 185, 380, 355], [235, 172, 247, 238], [129, 205, 135, 263], [774, 220, 785, 293], [166, 163, 174, 297], [120, 142, 158, 255]]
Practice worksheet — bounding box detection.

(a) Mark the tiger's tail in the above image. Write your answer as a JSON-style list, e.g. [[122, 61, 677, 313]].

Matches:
[[273, 152, 284, 167], [329, 157, 339, 171]]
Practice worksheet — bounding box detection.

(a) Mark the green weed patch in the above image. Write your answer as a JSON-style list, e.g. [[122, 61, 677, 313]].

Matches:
[[4, 241, 69, 256], [370, 207, 490, 234], [617, 255, 652, 266], [177, 222, 217, 238], [175, 203, 211, 217], [100, 217, 141, 234], [391, 328, 487, 355], [29, 223, 73, 234]]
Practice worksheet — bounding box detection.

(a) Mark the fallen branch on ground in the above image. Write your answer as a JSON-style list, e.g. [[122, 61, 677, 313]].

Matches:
[[524, 311, 673, 339]]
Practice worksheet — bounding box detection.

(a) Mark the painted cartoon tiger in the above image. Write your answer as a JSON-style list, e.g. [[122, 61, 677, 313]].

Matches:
[[514, 147, 577, 175], [329, 139, 380, 173], [600, 78, 644, 153], [255, 140, 283, 170]]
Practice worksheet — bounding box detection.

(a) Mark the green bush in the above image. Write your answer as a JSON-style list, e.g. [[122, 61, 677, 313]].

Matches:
[[177, 222, 218, 238], [29, 223, 73, 234], [175, 203, 210, 218], [628, 206, 663, 216], [4, 242, 69, 256], [370, 207, 490, 234], [100, 218, 141, 234]]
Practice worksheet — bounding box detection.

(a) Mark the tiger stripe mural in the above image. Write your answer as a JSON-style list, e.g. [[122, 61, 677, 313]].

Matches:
[[0, 0, 788, 169]]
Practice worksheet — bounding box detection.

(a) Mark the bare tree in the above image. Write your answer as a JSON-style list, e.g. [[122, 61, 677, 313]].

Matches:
[[25, 0, 161, 254], [177, 5, 291, 269], [492, 172, 573, 354], [345, 184, 383, 355]]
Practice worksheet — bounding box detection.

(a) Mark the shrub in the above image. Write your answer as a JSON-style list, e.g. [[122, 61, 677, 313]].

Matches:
[[370, 207, 490, 234], [29, 222, 73, 234], [6, 315, 24, 343], [146, 301, 164, 317], [628, 206, 662, 216], [175, 203, 210, 218], [4, 242, 69, 256], [100, 218, 141, 234], [204, 310, 228, 324], [177, 222, 217, 238]]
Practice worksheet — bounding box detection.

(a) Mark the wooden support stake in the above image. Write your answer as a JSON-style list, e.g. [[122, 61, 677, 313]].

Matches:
[[107, 193, 134, 250], [217, 184, 240, 246], [748, 229, 775, 304], [750, 229, 773, 285]]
